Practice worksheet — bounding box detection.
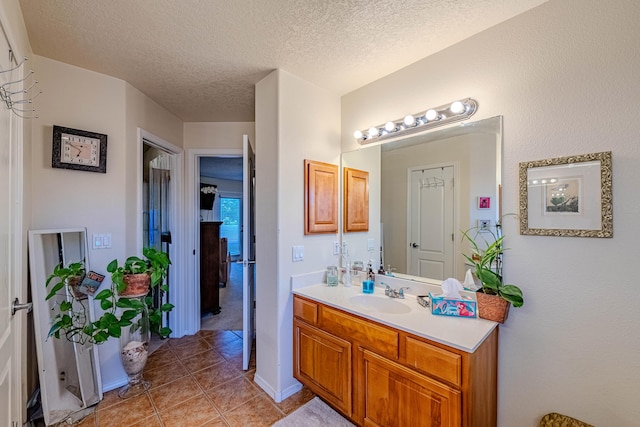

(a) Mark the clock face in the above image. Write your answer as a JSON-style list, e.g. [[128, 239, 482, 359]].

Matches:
[[52, 126, 107, 173], [61, 133, 100, 167]]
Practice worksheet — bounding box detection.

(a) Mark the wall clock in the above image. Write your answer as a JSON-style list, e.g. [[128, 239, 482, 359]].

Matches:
[[52, 125, 108, 173]]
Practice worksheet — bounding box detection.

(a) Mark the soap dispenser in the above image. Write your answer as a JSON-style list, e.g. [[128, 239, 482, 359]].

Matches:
[[363, 260, 375, 294]]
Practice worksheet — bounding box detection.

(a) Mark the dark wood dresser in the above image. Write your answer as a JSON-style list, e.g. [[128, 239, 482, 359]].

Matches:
[[200, 221, 222, 315]]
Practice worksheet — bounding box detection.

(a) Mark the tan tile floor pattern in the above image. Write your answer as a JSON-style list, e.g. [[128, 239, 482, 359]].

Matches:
[[61, 330, 315, 427]]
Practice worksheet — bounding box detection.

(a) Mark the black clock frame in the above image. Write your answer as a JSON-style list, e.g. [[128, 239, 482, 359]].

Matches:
[[52, 125, 108, 173]]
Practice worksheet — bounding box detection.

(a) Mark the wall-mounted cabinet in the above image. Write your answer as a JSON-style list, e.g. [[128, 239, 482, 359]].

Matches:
[[304, 159, 338, 234], [343, 167, 369, 232]]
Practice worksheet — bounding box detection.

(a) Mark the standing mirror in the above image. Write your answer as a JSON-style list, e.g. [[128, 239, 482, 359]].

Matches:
[[28, 228, 102, 426], [342, 116, 502, 282]]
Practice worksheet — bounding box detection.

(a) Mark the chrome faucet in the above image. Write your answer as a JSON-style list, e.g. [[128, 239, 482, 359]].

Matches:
[[384, 284, 409, 299]]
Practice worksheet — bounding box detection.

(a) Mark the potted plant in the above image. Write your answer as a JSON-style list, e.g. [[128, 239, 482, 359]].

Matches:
[[45, 260, 121, 344], [45, 247, 174, 344], [46, 261, 85, 300], [461, 225, 523, 323], [45, 248, 174, 398], [106, 247, 174, 338], [106, 247, 173, 397]]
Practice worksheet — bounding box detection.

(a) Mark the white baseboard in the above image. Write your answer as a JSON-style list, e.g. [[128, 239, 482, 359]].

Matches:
[[253, 374, 303, 403]]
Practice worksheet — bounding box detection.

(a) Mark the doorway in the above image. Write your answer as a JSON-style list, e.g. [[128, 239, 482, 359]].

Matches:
[[198, 155, 244, 332], [138, 130, 183, 339], [190, 138, 255, 371]]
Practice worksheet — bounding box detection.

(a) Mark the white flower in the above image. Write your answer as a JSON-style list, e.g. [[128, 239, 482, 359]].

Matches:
[[201, 186, 218, 194]]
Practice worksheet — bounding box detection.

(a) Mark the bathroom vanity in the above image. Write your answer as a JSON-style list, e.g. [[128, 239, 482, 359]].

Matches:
[[293, 284, 498, 427]]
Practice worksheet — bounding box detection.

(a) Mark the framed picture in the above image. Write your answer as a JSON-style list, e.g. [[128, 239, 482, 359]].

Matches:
[[478, 196, 491, 209], [52, 125, 108, 173], [519, 151, 612, 237]]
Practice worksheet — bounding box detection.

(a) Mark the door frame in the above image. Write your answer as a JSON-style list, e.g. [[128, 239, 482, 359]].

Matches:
[[136, 128, 184, 337], [186, 148, 242, 335]]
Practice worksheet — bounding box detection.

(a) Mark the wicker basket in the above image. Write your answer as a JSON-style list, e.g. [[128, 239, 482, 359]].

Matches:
[[539, 412, 594, 427], [476, 292, 510, 323]]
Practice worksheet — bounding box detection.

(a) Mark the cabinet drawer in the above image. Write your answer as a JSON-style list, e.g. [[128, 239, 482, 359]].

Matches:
[[321, 306, 398, 359], [405, 336, 462, 387], [294, 296, 318, 324]]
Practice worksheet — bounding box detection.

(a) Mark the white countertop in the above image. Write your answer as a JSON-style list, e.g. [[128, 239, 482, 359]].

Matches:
[[292, 283, 498, 353]]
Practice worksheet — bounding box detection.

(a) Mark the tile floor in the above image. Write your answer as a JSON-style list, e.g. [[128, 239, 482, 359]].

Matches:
[[66, 330, 315, 427]]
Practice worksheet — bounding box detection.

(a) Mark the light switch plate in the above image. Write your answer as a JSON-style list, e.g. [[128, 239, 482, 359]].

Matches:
[[292, 245, 304, 262], [92, 233, 112, 249], [367, 238, 375, 251], [333, 241, 341, 255]]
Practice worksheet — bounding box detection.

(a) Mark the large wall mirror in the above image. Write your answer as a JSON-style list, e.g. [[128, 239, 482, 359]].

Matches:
[[341, 116, 502, 283], [28, 228, 102, 425]]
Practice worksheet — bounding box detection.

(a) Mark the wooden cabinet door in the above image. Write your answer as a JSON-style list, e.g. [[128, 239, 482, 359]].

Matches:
[[362, 350, 461, 427], [344, 167, 369, 232], [304, 159, 338, 234], [294, 319, 352, 416]]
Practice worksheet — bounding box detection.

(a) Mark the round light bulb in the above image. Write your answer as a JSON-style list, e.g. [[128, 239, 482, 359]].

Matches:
[[425, 109, 438, 121], [403, 115, 415, 126], [368, 127, 379, 138], [450, 101, 465, 114], [384, 121, 396, 132], [353, 130, 363, 139]]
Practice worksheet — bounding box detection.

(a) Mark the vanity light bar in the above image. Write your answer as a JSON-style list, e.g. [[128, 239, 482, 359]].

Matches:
[[354, 98, 478, 144]]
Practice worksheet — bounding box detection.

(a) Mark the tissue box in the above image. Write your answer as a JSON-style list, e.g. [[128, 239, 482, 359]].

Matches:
[[429, 292, 477, 318]]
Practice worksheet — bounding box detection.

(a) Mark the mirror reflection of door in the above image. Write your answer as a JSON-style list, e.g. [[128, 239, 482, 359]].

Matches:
[[408, 165, 455, 279], [143, 144, 174, 331]]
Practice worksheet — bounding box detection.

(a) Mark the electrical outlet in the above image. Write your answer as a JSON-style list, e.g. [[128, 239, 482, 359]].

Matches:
[[478, 219, 491, 231], [342, 241, 348, 254], [367, 238, 375, 251], [333, 241, 341, 255]]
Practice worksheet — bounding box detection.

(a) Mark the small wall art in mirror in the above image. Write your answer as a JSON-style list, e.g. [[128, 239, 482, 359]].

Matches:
[[519, 151, 612, 237], [344, 167, 369, 232]]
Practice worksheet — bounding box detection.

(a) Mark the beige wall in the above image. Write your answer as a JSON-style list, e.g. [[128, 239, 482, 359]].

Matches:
[[255, 69, 342, 400], [342, 0, 640, 425], [30, 55, 183, 390], [183, 122, 254, 149]]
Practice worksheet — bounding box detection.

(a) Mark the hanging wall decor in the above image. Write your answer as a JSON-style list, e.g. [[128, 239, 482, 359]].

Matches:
[[519, 151, 612, 237]]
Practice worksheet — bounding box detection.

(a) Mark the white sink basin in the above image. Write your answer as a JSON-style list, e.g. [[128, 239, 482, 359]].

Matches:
[[348, 294, 411, 314]]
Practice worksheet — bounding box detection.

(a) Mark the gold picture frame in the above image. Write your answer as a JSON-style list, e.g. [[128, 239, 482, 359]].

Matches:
[[519, 151, 612, 237]]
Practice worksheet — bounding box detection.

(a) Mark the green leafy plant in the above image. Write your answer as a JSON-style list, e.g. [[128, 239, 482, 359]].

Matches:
[[45, 261, 123, 344], [106, 247, 170, 294], [45, 247, 174, 345], [461, 226, 524, 308], [107, 247, 174, 339]]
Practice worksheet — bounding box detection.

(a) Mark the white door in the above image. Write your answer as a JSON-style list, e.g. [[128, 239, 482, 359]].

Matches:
[[0, 49, 25, 426], [408, 166, 455, 279], [241, 135, 256, 370]]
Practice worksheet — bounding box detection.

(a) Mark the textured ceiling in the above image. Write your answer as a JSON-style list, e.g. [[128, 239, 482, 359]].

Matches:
[[19, 0, 547, 122]]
